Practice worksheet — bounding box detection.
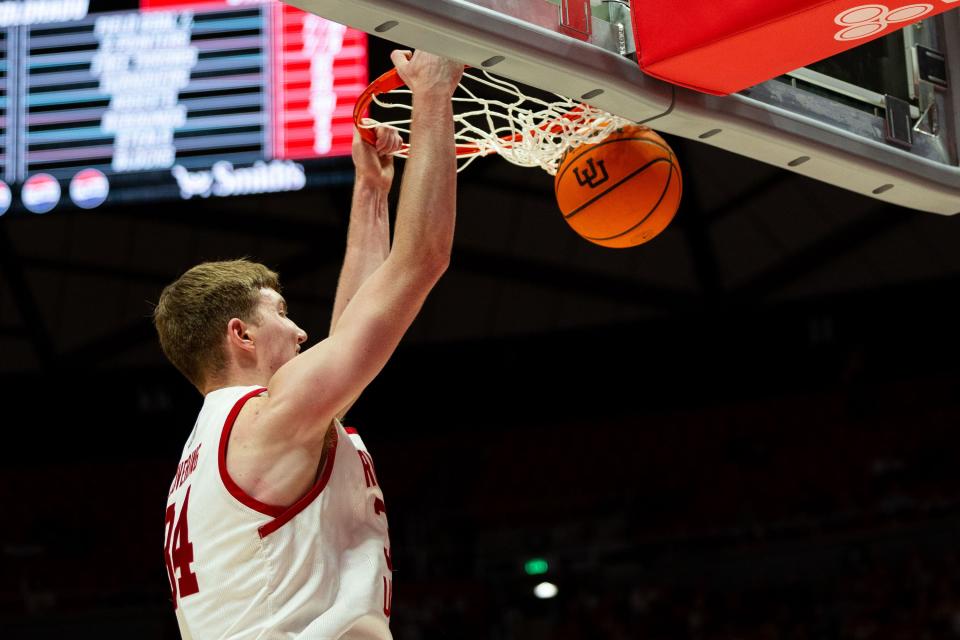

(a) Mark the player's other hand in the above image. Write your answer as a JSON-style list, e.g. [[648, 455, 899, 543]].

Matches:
[[390, 50, 464, 97], [353, 120, 403, 190]]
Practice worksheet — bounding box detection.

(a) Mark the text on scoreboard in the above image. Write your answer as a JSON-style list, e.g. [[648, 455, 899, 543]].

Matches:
[[0, 0, 367, 215]]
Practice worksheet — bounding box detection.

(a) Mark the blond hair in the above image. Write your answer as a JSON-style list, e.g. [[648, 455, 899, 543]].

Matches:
[[153, 259, 280, 389]]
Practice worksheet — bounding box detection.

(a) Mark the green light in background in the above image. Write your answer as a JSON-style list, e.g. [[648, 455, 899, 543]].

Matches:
[[524, 558, 549, 575]]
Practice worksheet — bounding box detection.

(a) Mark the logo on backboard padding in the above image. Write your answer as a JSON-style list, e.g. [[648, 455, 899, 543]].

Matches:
[[834, 4, 934, 41], [574, 159, 609, 188]]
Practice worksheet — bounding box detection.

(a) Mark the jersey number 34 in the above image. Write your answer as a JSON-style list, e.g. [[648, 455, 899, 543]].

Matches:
[[164, 487, 200, 608]]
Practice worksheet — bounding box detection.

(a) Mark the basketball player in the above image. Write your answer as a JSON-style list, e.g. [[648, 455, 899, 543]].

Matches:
[[154, 50, 464, 639]]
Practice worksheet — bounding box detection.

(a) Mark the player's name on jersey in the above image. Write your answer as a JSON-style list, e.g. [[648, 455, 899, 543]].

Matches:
[[169, 443, 201, 497]]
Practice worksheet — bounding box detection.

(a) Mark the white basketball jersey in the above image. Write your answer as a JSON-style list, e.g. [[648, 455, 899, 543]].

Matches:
[[164, 385, 393, 640]]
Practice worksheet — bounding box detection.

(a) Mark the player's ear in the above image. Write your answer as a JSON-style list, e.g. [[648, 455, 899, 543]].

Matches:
[[226, 318, 255, 352]]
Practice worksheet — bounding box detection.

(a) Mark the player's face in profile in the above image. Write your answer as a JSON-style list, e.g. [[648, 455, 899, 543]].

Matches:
[[254, 288, 307, 373]]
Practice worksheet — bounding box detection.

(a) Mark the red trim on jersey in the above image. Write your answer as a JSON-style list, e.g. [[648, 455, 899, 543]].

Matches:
[[258, 423, 341, 538], [345, 427, 358, 435], [217, 387, 287, 518], [257, 423, 340, 538]]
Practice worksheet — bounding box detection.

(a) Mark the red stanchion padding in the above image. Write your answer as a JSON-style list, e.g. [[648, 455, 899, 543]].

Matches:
[[632, 0, 959, 95]]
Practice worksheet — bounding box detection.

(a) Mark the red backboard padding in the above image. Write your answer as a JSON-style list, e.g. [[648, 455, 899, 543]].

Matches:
[[632, 1, 958, 95]]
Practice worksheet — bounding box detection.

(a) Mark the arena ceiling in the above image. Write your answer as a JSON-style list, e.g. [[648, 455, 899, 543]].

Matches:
[[2, 38, 959, 382]]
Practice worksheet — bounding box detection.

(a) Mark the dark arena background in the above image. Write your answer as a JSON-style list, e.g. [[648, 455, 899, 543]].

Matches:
[[3, 2, 960, 639]]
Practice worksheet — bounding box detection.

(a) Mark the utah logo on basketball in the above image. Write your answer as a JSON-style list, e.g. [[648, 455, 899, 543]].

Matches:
[[574, 158, 609, 188]]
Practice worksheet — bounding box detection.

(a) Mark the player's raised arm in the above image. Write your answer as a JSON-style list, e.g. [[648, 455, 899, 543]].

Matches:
[[328, 125, 401, 340], [326, 124, 404, 422], [263, 51, 464, 443]]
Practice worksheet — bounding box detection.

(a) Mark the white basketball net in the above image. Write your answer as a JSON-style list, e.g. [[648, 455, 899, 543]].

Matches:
[[359, 69, 632, 175]]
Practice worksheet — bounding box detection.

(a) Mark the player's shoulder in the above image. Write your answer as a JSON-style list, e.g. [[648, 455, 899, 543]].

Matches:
[[200, 385, 269, 441], [232, 386, 336, 450], [229, 387, 271, 430], [203, 385, 268, 411]]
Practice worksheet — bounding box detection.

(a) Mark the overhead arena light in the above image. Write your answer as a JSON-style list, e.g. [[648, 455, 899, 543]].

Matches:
[[533, 581, 559, 599]]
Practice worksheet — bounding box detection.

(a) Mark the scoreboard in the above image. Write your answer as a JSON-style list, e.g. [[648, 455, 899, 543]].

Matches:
[[0, 0, 367, 215]]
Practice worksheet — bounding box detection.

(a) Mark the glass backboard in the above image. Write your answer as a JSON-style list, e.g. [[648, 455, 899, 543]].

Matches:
[[284, 0, 960, 215]]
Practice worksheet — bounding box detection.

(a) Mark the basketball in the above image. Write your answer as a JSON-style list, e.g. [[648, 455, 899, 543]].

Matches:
[[554, 125, 682, 248]]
